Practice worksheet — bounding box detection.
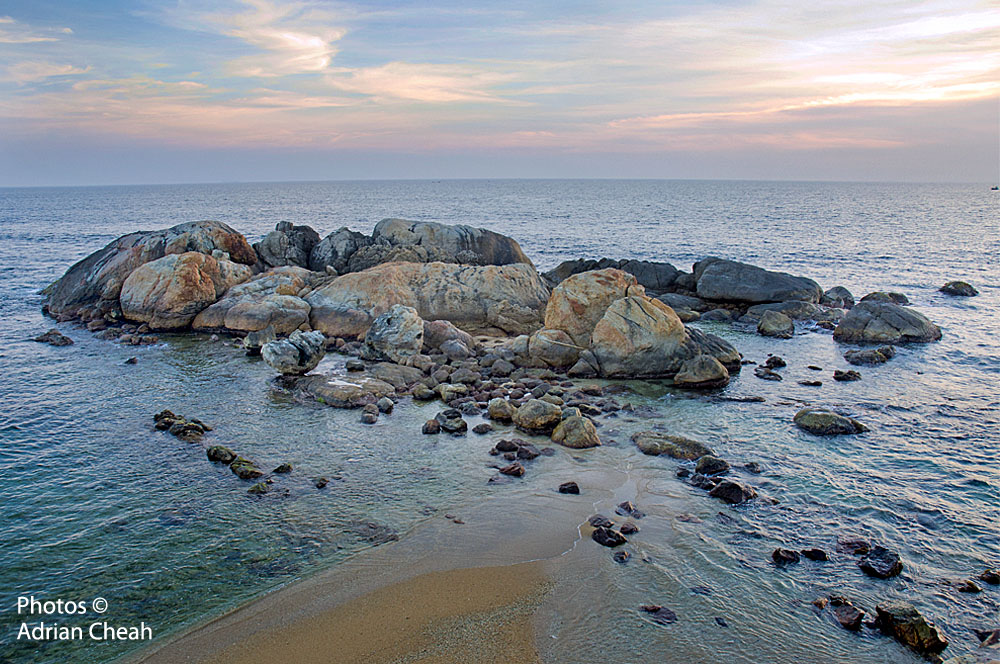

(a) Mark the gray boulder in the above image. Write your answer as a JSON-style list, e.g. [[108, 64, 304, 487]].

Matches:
[[794, 408, 867, 435], [255, 222, 320, 268], [757, 310, 794, 338], [308, 227, 372, 273], [940, 281, 978, 297], [542, 257, 681, 292], [632, 431, 713, 459], [833, 302, 941, 344], [361, 304, 424, 363], [693, 257, 822, 303], [261, 329, 327, 375], [746, 300, 822, 321], [821, 286, 855, 309]]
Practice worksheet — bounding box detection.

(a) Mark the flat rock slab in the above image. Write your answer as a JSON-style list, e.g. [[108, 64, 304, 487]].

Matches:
[[297, 374, 396, 408]]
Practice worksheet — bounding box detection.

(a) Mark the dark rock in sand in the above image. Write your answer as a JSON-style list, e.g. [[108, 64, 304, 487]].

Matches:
[[794, 408, 867, 435], [844, 345, 895, 365], [34, 329, 74, 346], [873, 600, 948, 656], [940, 281, 978, 297], [592, 526, 627, 548], [833, 301, 941, 344], [693, 257, 822, 304], [833, 369, 862, 381], [772, 548, 801, 565], [858, 545, 903, 578], [695, 455, 730, 476], [709, 479, 757, 504], [558, 481, 580, 495], [588, 514, 614, 528], [206, 445, 237, 464], [633, 431, 713, 459]]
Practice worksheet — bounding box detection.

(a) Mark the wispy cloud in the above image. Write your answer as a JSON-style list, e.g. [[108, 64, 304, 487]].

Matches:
[[0, 15, 72, 43], [4, 61, 90, 83]]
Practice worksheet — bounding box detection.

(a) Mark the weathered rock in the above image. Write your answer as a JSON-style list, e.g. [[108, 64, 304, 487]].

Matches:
[[193, 266, 315, 334], [859, 545, 903, 578], [940, 281, 978, 297], [376, 396, 394, 414], [833, 369, 862, 382], [709, 479, 758, 504], [632, 431, 713, 459], [874, 600, 947, 656], [861, 291, 910, 305], [543, 257, 681, 292], [422, 419, 440, 434], [551, 415, 601, 448], [772, 548, 801, 565], [499, 462, 525, 477], [422, 319, 476, 354], [46, 220, 256, 318], [361, 304, 424, 363], [360, 403, 379, 424], [672, 355, 731, 389], [794, 408, 867, 435], [206, 445, 236, 464], [821, 286, 855, 309], [120, 252, 251, 329], [592, 526, 627, 548], [242, 325, 277, 355], [695, 455, 730, 476], [522, 328, 582, 368], [33, 329, 74, 346], [307, 262, 549, 337], [844, 345, 895, 366], [830, 599, 865, 631], [685, 328, 742, 372], [544, 268, 640, 347], [558, 481, 580, 494], [487, 398, 516, 422], [297, 374, 395, 408], [255, 222, 320, 268], [513, 399, 562, 433], [757, 310, 794, 338], [261, 330, 327, 375], [694, 257, 822, 303], [230, 456, 263, 480], [801, 548, 829, 561], [435, 409, 468, 434], [309, 227, 372, 273]]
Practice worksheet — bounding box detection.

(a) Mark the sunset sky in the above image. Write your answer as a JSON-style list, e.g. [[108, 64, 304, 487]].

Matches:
[[1, 0, 998, 185]]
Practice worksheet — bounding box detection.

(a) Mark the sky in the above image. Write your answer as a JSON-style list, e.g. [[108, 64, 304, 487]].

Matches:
[[0, 0, 998, 186]]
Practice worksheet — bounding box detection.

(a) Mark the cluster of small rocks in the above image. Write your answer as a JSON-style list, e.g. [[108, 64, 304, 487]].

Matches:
[[153, 410, 212, 443]]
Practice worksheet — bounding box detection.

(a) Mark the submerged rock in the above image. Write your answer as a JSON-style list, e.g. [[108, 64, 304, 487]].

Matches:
[[793, 408, 867, 435], [551, 415, 601, 448], [708, 479, 758, 504], [33, 329, 74, 346], [772, 548, 801, 565], [558, 481, 580, 494], [633, 431, 713, 459], [844, 345, 895, 366], [859, 545, 903, 578], [592, 526, 627, 548], [230, 456, 263, 480], [873, 600, 948, 656], [940, 281, 978, 297], [833, 302, 941, 344], [695, 455, 730, 476], [833, 369, 862, 382], [206, 445, 236, 464], [640, 604, 678, 625], [261, 330, 327, 375]]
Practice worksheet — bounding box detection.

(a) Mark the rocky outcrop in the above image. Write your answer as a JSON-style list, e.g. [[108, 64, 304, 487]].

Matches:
[[119, 252, 251, 330], [793, 408, 867, 435], [192, 266, 316, 334], [255, 222, 320, 269], [873, 601, 948, 657], [306, 261, 549, 338], [361, 305, 424, 363], [261, 330, 326, 375], [45, 220, 256, 318], [544, 268, 642, 347], [693, 257, 822, 303], [833, 302, 942, 344], [308, 227, 371, 273], [543, 257, 680, 292], [940, 281, 978, 297]]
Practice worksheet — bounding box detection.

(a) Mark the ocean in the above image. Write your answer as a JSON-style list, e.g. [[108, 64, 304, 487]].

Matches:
[[0, 179, 997, 663]]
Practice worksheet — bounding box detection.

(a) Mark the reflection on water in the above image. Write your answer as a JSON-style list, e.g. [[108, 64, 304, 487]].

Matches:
[[0, 180, 997, 663]]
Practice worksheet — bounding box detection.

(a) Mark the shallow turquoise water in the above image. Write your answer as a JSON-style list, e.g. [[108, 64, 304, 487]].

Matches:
[[0, 180, 997, 662]]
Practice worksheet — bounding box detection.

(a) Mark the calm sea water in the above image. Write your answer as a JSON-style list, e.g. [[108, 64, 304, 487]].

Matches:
[[0, 180, 997, 663]]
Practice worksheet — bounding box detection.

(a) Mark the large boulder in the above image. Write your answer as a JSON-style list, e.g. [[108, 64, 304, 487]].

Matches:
[[693, 257, 822, 303], [261, 330, 326, 375], [255, 222, 320, 268], [571, 296, 729, 385], [685, 327, 742, 372], [422, 319, 476, 354], [45, 220, 256, 318], [833, 302, 942, 344], [361, 304, 424, 363], [544, 268, 640, 347], [308, 227, 372, 273], [306, 261, 549, 337], [521, 328, 582, 368], [346, 219, 533, 273], [192, 266, 315, 334], [672, 355, 730, 389], [543, 258, 681, 293], [119, 252, 251, 329]]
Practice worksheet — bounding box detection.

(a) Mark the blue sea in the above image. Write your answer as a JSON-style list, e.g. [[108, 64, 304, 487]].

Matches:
[[0, 180, 997, 663]]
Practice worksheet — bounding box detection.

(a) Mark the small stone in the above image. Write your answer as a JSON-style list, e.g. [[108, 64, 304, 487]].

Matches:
[[620, 522, 639, 535], [833, 369, 862, 381], [558, 481, 580, 494], [273, 463, 292, 474], [807, 365, 822, 371], [421, 419, 440, 434], [412, 385, 437, 400], [708, 479, 758, 504], [836, 538, 871, 555], [125, 357, 138, 365], [695, 455, 730, 476], [794, 408, 867, 435], [772, 548, 801, 565], [832, 603, 865, 631], [801, 548, 829, 561], [940, 281, 978, 297], [360, 404, 379, 424], [206, 445, 236, 464], [754, 366, 783, 381], [764, 355, 786, 368], [33, 329, 74, 346], [247, 482, 269, 495], [613, 550, 630, 564], [858, 545, 903, 578], [314, 477, 329, 489], [472, 423, 493, 434], [957, 579, 982, 593], [516, 443, 540, 460], [592, 526, 627, 548], [588, 514, 614, 528], [798, 380, 822, 386], [640, 604, 677, 625], [376, 396, 394, 414], [499, 462, 525, 477], [676, 467, 692, 478], [979, 569, 1000, 584], [230, 457, 263, 480], [744, 461, 763, 474]]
